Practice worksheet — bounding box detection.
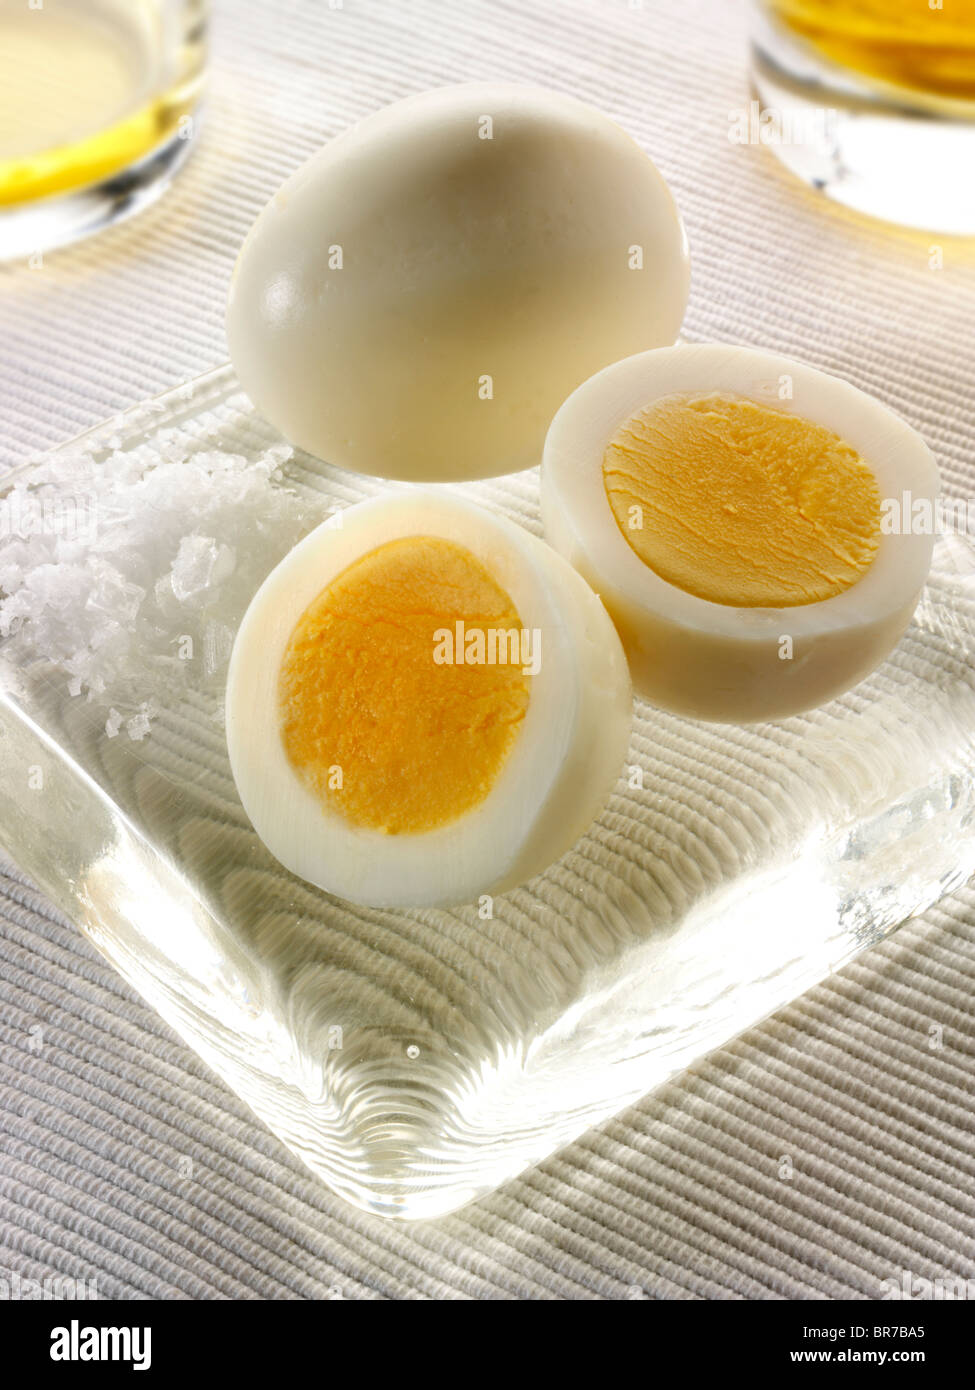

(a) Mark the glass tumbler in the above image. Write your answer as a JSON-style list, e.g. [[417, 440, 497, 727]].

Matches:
[[750, 0, 975, 234], [0, 0, 207, 260]]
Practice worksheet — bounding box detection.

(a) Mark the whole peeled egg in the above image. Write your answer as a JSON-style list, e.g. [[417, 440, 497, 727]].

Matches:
[[227, 83, 689, 483]]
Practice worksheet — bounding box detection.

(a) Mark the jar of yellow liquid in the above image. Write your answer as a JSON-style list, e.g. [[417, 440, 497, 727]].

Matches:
[[751, 0, 975, 232], [0, 0, 207, 259]]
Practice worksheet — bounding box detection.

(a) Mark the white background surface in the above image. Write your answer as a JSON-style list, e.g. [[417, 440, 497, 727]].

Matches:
[[1, 0, 974, 1298]]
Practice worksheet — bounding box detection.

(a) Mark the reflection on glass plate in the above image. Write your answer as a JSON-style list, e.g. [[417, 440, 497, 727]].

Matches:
[[1, 366, 973, 1218]]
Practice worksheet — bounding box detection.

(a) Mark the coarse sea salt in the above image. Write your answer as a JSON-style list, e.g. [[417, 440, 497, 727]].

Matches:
[[170, 536, 237, 602], [0, 443, 315, 741]]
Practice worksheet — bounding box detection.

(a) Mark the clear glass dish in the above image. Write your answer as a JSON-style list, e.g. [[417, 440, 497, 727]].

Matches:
[[1, 365, 973, 1219]]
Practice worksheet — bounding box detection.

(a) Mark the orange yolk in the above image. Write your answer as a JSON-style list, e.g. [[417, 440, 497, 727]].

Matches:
[[278, 535, 530, 834], [602, 391, 882, 608]]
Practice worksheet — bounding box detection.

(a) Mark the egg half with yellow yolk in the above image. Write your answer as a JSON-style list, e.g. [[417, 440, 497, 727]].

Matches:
[[226, 493, 632, 908], [541, 345, 939, 723]]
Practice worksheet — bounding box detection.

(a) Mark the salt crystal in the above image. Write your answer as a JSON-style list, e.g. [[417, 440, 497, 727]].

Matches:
[[264, 443, 294, 468], [85, 564, 146, 623], [126, 710, 151, 741], [28, 562, 85, 608], [105, 708, 123, 738], [203, 620, 234, 677], [170, 535, 236, 601], [154, 574, 175, 605]]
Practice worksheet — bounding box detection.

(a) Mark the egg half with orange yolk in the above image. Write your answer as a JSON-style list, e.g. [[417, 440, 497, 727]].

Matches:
[[541, 345, 939, 723], [226, 494, 632, 908]]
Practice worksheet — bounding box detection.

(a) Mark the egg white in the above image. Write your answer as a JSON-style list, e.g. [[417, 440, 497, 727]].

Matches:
[[226, 493, 632, 908], [541, 344, 940, 723]]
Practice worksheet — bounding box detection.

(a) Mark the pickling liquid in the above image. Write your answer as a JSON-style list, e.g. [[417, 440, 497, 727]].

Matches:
[[0, 0, 204, 205], [765, 0, 975, 101]]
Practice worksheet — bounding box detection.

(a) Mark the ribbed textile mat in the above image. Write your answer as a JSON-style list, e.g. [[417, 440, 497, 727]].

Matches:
[[1, 0, 974, 1299]]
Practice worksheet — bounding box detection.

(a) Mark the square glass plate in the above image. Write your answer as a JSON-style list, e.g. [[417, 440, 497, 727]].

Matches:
[[2, 365, 974, 1219]]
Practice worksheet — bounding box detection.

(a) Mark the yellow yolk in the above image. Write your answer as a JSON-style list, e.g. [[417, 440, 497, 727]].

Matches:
[[278, 536, 530, 835], [602, 392, 882, 608]]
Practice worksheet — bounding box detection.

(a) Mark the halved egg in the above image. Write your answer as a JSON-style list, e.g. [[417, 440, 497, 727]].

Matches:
[[541, 345, 940, 723], [226, 493, 632, 908]]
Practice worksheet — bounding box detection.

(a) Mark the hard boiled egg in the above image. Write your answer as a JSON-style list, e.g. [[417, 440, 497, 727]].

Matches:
[[541, 345, 939, 723], [227, 83, 688, 483], [226, 493, 632, 908]]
